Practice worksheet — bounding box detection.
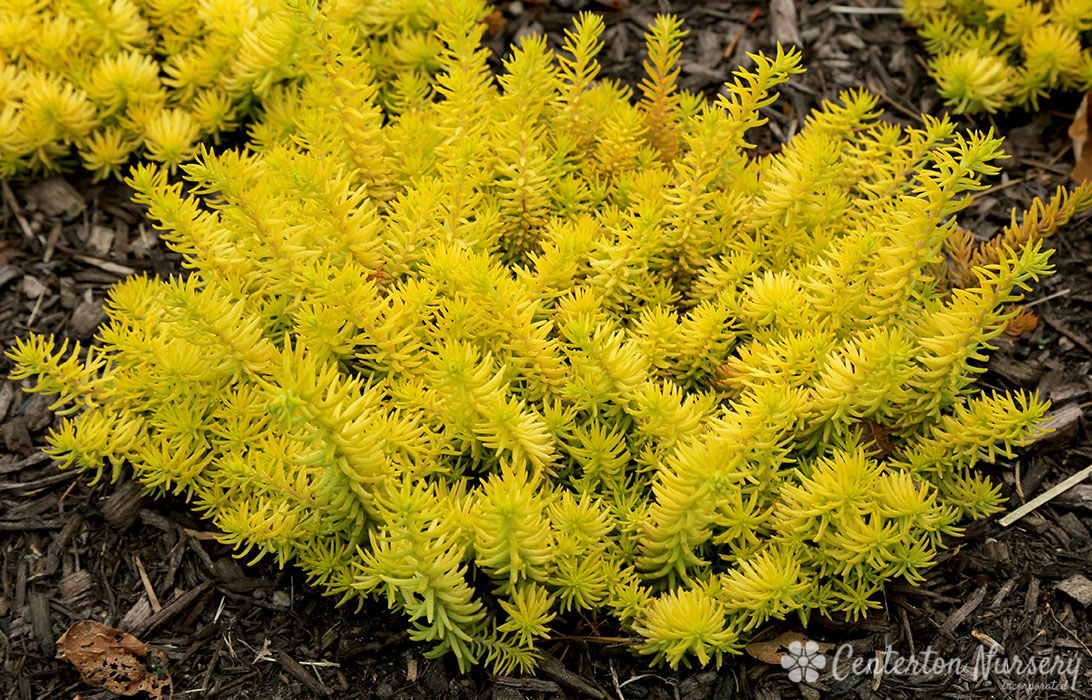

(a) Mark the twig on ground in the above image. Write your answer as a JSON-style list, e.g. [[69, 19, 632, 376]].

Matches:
[[1041, 313, 1092, 356], [1026, 288, 1071, 307], [723, 8, 761, 59], [999, 463, 1092, 528], [829, 5, 903, 14]]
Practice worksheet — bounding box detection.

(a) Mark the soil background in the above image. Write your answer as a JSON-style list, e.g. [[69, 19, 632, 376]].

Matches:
[[4, 1, 1092, 699]]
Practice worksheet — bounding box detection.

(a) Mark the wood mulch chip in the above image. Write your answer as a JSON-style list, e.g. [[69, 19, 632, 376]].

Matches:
[[4, 1, 1092, 699]]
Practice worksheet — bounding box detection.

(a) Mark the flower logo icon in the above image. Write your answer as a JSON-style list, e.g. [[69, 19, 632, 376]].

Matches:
[[780, 639, 827, 682]]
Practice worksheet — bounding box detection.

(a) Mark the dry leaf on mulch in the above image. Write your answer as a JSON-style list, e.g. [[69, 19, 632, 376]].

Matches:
[[56, 620, 171, 698], [1069, 92, 1092, 182], [744, 631, 835, 665]]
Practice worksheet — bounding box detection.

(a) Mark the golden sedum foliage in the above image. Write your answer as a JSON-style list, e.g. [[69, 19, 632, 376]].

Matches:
[[12, 0, 1092, 673], [0, 0, 444, 179], [903, 0, 1092, 112]]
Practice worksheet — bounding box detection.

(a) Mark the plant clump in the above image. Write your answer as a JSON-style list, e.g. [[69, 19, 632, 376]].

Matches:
[[11, 0, 1092, 673], [0, 0, 446, 179], [903, 0, 1092, 113]]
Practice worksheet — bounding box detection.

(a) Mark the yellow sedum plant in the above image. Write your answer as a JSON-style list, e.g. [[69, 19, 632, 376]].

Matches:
[[0, 0, 445, 179], [11, 0, 1092, 673], [903, 0, 1092, 113]]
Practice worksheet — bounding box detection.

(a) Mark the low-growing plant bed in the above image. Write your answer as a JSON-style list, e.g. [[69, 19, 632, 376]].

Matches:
[[2, 2, 1092, 699]]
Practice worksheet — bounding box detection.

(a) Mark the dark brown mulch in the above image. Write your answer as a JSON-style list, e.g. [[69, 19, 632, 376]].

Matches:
[[3, 2, 1092, 699]]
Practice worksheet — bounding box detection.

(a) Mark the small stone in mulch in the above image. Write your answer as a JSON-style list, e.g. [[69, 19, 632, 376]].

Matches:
[[87, 224, 115, 258], [70, 298, 107, 338], [0, 265, 21, 290], [20, 177, 85, 220], [0, 381, 16, 424], [24, 393, 53, 431], [2, 416, 34, 456], [1057, 575, 1092, 606], [21, 274, 45, 300], [212, 556, 246, 582]]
